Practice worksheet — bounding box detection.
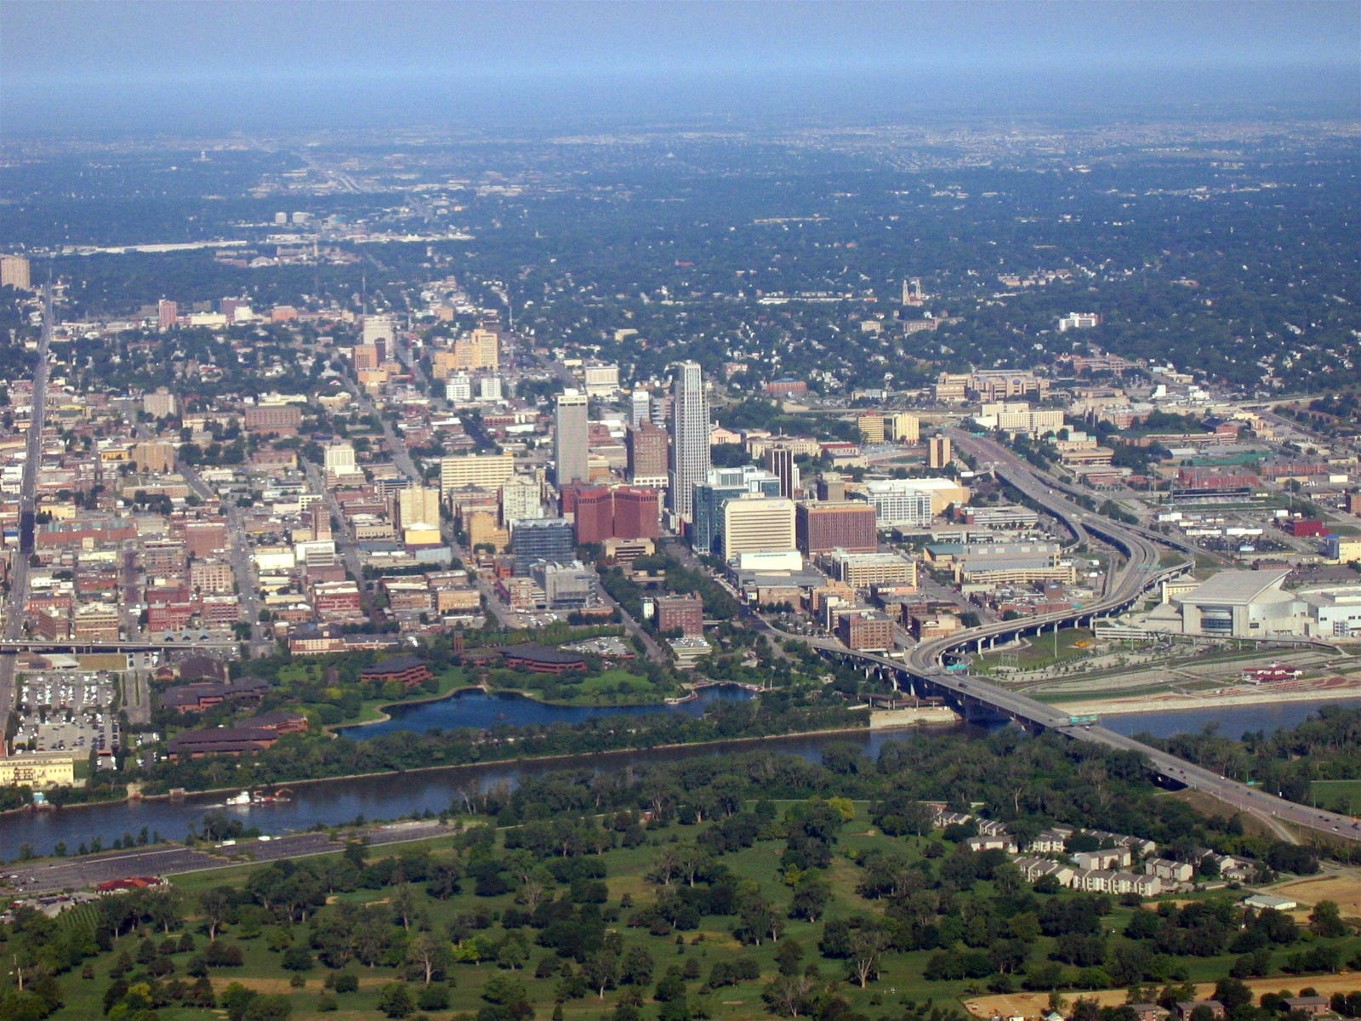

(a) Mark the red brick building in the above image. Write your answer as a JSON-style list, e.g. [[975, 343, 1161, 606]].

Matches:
[[837, 611, 894, 652], [796, 502, 878, 555], [655, 594, 704, 637], [184, 521, 229, 558], [244, 405, 302, 435], [570, 486, 615, 544], [360, 656, 434, 687], [613, 486, 661, 540]]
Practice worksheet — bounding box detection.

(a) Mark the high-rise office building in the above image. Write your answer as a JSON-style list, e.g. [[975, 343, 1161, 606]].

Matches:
[[927, 436, 953, 469], [887, 412, 920, 444], [397, 486, 441, 529], [766, 445, 799, 499], [157, 299, 178, 331], [1, 255, 32, 291], [795, 502, 878, 555], [613, 487, 661, 540], [627, 422, 669, 486], [570, 487, 615, 544], [362, 315, 396, 346], [511, 518, 575, 575], [445, 374, 472, 402], [722, 496, 796, 559], [630, 390, 652, 428], [500, 475, 543, 525], [669, 362, 710, 523], [554, 390, 590, 486]]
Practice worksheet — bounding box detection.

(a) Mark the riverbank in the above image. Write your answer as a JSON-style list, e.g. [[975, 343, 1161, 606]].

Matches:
[[332, 679, 708, 734], [10, 721, 875, 821], [324, 683, 488, 733], [1059, 678, 1361, 718]]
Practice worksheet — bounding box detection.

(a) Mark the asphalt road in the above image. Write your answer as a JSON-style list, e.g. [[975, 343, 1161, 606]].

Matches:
[[775, 433, 1360, 844], [5, 820, 461, 895], [0, 284, 53, 728]]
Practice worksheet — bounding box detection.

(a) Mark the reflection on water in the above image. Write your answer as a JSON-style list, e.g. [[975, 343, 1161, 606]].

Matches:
[[2, 693, 1353, 862], [337, 684, 754, 740]]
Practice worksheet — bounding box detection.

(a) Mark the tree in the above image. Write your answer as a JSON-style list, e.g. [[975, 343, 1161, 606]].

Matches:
[[1309, 900, 1347, 938], [405, 933, 451, 986], [620, 945, 655, 987], [377, 981, 415, 1019], [763, 973, 817, 1018], [199, 886, 234, 941], [790, 876, 831, 922], [583, 949, 621, 998], [849, 923, 890, 988]]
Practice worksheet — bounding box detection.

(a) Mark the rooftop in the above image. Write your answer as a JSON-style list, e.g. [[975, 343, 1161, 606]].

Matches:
[[1181, 569, 1291, 606]]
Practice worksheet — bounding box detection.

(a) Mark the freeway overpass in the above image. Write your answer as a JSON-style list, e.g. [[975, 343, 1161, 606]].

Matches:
[[0, 639, 239, 655], [779, 433, 1360, 843]]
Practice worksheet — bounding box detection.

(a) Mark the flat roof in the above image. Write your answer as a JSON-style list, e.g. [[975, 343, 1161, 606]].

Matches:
[[1182, 569, 1291, 606]]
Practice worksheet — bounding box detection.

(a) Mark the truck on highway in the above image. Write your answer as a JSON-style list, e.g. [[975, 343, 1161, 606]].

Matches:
[[1068, 714, 1100, 727]]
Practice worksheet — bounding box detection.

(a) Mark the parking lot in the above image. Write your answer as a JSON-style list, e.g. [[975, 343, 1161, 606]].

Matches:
[[14, 674, 120, 765]]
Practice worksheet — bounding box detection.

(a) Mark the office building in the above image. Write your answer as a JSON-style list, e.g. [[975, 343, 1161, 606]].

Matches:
[[669, 361, 710, 523], [554, 390, 590, 486], [500, 475, 543, 524], [630, 390, 652, 427], [837, 611, 894, 652], [692, 466, 783, 555], [1, 255, 32, 291], [887, 412, 919, 444], [511, 518, 575, 575], [927, 436, 953, 469], [478, 376, 503, 402], [397, 486, 441, 530], [766, 445, 799, 499], [722, 495, 796, 559], [157, 299, 178, 331], [796, 502, 878, 555], [440, 453, 515, 493], [822, 550, 917, 588], [627, 422, 670, 486], [570, 486, 615, 544], [863, 481, 936, 527], [132, 441, 176, 474], [1058, 312, 1102, 332], [446, 374, 472, 402], [582, 362, 620, 396], [362, 315, 396, 348], [817, 474, 847, 502], [858, 413, 886, 444], [613, 486, 661, 540], [324, 443, 363, 483], [654, 594, 704, 637], [532, 560, 600, 610]]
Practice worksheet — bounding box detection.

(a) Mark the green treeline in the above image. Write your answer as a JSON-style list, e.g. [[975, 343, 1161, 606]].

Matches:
[[3, 736, 1358, 1021]]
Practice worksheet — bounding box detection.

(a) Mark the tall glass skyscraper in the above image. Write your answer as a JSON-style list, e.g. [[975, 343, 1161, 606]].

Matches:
[[668, 361, 710, 523]]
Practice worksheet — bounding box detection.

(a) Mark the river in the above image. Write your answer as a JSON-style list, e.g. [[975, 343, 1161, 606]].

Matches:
[[0, 691, 1352, 862]]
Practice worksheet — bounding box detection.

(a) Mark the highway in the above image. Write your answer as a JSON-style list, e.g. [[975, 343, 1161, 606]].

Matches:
[[0, 283, 54, 728], [774, 431, 1360, 844]]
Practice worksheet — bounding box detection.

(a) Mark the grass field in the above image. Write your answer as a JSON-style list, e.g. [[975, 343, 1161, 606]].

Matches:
[[975, 628, 1096, 672], [1310, 780, 1361, 816]]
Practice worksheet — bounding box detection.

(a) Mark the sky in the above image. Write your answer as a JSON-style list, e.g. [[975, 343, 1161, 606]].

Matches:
[[4, 0, 1358, 134]]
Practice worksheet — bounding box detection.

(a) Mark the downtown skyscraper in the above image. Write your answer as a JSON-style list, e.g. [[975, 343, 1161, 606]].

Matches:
[[554, 390, 589, 486], [668, 361, 710, 524]]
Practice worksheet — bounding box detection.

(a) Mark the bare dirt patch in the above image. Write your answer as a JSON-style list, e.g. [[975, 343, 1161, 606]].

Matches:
[[1269, 871, 1361, 916], [965, 976, 1361, 1020]]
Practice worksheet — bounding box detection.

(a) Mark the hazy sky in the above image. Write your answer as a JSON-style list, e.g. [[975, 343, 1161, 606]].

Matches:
[[5, 0, 1358, 133]]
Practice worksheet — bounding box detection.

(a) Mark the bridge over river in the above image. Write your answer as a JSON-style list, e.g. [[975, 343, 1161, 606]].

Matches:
[[780, 431, 1360, 845]]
